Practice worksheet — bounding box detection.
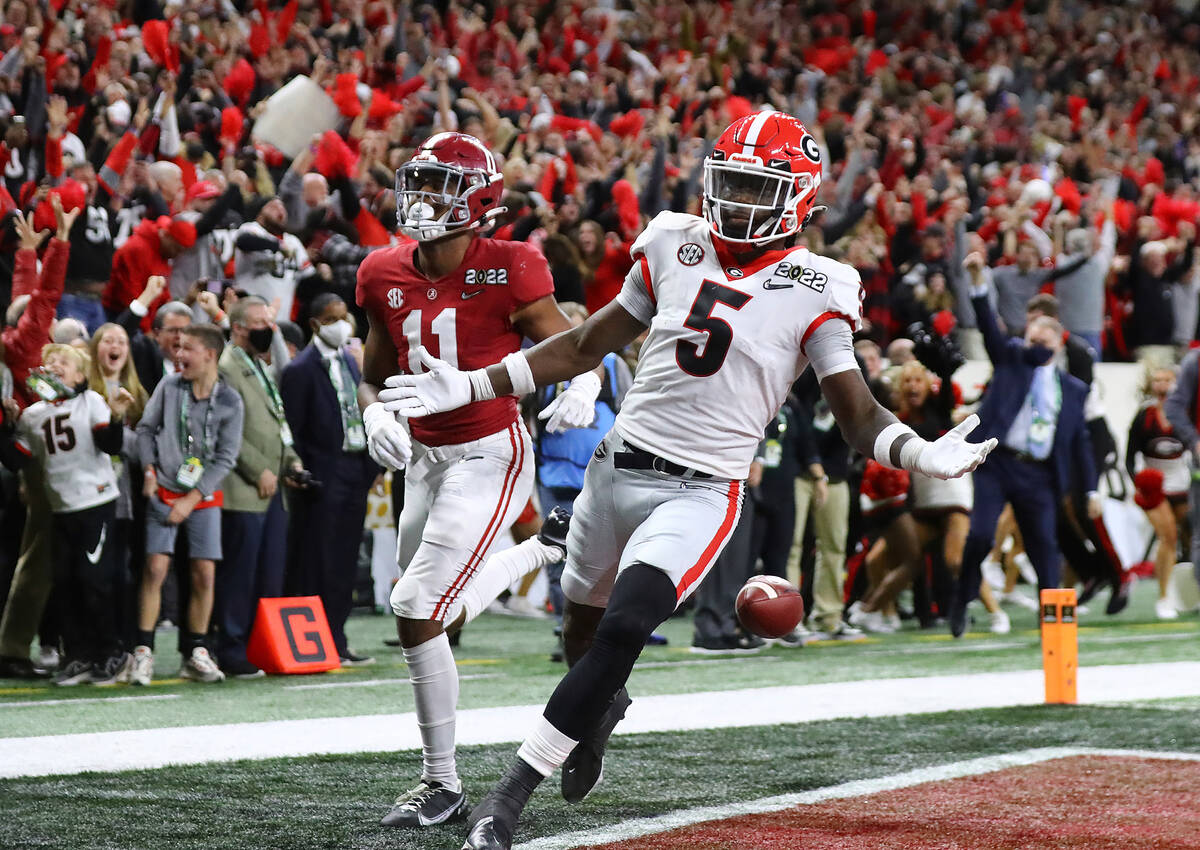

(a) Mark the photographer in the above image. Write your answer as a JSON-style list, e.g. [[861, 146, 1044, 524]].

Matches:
[[214, 295, 306, 678]]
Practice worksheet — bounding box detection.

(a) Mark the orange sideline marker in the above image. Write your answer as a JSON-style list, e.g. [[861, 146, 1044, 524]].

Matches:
[[1040, 588, 1078, 704], [247, 596, 340, 674]]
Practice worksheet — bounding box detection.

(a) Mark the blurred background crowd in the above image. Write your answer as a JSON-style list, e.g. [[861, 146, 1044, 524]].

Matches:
[[1, 0, 1199, 682]]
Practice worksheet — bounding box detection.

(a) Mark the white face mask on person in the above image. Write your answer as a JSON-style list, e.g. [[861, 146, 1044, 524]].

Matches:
[[317, 319, 352, 349]]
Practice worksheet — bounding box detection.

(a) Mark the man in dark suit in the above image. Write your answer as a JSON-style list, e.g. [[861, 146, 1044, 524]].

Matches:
[[280, 293, 379, 665], [953, 253, 1100, 636]]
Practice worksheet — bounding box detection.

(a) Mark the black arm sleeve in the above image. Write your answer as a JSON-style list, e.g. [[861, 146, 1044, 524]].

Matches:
[[92, 419, 125, 455], [132, 186, 170, 221], [114, 306, 144, 337], [235, 231, 282, 252], [508, 212, 541, 243], [820, 197, 869, 244], [329, 175, 363, 224], [1046, 254, 1089, 282], [1125, 408, 1146, 479], [639, 138, 667, 216], [1168, 240, 1197, 281], [192, 185, 243, 237], [0, 432, 28, 472]]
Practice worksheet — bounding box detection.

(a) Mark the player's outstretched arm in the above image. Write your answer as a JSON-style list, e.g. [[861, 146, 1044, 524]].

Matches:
[[820, 367, 997, 480], [379, 300, 646, 419], [512, 295, 611, 433]]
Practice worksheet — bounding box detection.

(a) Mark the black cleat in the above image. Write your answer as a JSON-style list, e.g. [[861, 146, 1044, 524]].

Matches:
[[948, 598, 968, 639], [380, 780, 468, 827], [0, 655, 50, 679], [461, 793, 520, 850], [537, 507, 570, 555], [561, 687, 632, 803], [1106, 573, 1132, 615], [1077, 575, 1104, 605]]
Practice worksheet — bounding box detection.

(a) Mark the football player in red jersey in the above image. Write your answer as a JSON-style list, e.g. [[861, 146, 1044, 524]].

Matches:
[[356, 133, 603, 828], [382, 113, 994, 850]]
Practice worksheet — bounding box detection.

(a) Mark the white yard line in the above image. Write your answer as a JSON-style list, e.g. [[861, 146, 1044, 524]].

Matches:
[[1, 661, 1198, 779], [283, 673, 498, 691], [514, 747, 1200, 849]]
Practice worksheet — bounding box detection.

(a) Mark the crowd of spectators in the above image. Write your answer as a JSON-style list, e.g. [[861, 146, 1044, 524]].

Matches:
[[2, 0, 1200, 678]]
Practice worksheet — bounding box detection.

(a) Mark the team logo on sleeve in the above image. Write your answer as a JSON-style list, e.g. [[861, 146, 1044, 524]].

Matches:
[[677, 243, 705, 266], [387, 288, 404, 309]]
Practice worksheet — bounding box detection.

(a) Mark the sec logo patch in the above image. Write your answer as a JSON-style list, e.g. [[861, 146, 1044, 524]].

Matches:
[[386, 288, 404, 309], [677, 243, 704, 266]]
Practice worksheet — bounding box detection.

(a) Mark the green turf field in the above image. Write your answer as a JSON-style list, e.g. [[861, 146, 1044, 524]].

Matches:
[[2, 579, 1198, 849], [4, 705, 1199, 850]]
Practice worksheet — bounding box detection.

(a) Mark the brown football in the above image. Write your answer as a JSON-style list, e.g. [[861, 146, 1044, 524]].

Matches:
[[735, 575, 805, 639]]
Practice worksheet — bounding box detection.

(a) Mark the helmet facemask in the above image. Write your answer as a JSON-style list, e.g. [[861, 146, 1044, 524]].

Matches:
[[396, 161, 498, 242], [702, 159, 818, 245]]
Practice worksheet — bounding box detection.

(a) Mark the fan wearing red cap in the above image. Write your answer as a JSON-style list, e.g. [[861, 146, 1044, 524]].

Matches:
[[169, 180, 237, 306], [101, 215, 196, 333]]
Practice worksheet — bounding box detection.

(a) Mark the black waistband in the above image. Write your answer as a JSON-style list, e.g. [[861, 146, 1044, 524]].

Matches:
[[613, 442, 712, 479], [999, 446, 1050, 465]]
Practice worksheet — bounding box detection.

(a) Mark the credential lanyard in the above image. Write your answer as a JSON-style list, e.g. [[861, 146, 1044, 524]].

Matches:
[[179, 383, 217, 463], [235, 346, 285, 422]]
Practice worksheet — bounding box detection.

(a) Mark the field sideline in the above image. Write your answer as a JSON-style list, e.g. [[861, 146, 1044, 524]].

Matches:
[[3, 580, 1199, 849]]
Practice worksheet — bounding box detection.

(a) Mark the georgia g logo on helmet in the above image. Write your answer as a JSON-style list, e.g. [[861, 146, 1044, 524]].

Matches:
[[702, 111, 823, 245], [395, 132, 507, 242]]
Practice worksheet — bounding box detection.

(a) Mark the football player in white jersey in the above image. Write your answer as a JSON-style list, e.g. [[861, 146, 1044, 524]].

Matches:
[[379, 111, 996, 850]]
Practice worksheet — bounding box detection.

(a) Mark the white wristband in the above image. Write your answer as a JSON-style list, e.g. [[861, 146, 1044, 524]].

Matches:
[[873, 421, 918, 468], [467, 368, 497, 402], [501, 351, 536, 397]]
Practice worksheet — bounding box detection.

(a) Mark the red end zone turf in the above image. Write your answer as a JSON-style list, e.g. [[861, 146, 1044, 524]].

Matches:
[[581, 756, 1200, 850]]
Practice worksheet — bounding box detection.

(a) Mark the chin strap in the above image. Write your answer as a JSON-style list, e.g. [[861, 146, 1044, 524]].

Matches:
[[800, 205, 828, 232]]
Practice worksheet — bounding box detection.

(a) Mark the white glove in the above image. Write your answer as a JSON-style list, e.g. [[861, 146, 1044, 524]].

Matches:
[[379, 346, 474, 418], [363, 402, 412, 471], [537, 371, 601, 433], [901, 414, 997, 480]]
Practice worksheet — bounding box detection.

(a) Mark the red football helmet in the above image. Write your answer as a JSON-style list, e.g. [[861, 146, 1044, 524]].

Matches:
[[396, 132, 506, 241], [702, 111, 823, 245]]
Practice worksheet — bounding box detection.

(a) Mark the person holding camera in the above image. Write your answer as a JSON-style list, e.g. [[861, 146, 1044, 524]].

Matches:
[[214, 295, 307, 678]]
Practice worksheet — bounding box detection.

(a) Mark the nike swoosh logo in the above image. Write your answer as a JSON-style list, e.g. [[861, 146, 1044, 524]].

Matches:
[[762, 281, 794, 290], [86, 525, 107, 565], [461, 289, 484, 300]]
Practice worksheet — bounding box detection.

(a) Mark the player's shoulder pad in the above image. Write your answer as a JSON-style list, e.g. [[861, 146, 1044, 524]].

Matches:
[[805, 252, 863, 333], [631, 211, 705, 258]]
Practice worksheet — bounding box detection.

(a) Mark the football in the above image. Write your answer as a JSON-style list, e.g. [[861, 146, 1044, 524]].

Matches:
[[735, 575, 805, 639]]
